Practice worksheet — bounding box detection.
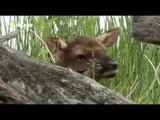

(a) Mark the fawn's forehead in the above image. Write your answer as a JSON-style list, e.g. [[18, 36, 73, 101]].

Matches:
[[67, 36, 106, 53]]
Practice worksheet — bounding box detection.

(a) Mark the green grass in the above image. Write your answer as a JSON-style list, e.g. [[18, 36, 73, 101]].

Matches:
[[0, 16, 159, 104]]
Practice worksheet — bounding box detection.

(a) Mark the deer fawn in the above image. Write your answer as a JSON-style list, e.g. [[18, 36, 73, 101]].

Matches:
[[45, 27, 120, 81]]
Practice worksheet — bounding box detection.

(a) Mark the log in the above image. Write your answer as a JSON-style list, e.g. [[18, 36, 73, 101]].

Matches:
[[0, 30, 19, 43], [0, 43, 135, 104], [132, 16, 160, 45]]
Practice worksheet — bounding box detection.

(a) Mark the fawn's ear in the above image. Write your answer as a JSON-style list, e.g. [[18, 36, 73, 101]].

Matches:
[[45, 37, 67, 54], [96, 27, 121, 47]]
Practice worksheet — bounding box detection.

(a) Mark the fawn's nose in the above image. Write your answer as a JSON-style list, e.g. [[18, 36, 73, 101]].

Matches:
[[101, 61, 118, 70], [109, 62, 118, 69]]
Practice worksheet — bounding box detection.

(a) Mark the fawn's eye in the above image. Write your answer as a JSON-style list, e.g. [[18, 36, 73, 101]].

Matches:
[[76, 54, 86, 60]]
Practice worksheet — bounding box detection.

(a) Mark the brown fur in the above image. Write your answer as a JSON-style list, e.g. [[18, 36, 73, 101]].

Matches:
[[45, 27, 120, 81]]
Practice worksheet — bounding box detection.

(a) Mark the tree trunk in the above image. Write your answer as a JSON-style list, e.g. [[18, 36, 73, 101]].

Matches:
[[132, 16, 160, 45], [0, 43, 135, 104]]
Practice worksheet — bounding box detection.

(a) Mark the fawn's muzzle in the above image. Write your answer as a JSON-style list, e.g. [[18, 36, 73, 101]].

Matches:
[[95, 54, 118, 80]]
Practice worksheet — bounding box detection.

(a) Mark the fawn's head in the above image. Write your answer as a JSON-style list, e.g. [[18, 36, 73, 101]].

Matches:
[[45, 27, 120, 81]]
